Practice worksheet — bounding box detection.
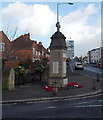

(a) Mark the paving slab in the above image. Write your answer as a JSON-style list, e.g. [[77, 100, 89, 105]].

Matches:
[[2, 74, 103, 103]]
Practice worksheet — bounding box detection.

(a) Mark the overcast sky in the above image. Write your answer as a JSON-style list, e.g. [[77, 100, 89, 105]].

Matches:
[[1, 1, 101, 57]]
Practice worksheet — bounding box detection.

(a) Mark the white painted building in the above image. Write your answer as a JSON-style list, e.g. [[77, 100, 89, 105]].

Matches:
[[90, 48, 101, 63], [66, 40, 74, 59]]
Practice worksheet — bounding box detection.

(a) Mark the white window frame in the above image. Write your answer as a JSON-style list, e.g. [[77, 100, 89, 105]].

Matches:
[[36, 51, 38, 56], [0, 42, 5, 51], [33, 48, 35, 55], [39, 51, 40, 56], [33, 58, 35, 62]]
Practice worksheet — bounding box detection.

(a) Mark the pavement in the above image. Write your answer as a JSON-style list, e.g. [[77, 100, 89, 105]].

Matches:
[[2, 73, 103, 104]]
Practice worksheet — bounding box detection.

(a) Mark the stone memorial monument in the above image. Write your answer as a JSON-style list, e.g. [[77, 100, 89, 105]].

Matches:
[[49, 22, 68, 87]]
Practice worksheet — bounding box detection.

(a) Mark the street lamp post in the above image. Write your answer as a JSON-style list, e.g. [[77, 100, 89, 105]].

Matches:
[[56, 3, 73, 31], [49, 2, 74, 88]]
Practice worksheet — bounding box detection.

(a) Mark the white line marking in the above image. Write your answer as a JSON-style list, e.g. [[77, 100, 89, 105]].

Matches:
[[67, 100, 103, 106], [75, 104, 103, 108], [48, 106, 57, 109], [76, 101, 93, 105]]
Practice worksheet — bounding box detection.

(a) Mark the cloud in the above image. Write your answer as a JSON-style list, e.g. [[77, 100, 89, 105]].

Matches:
[[0, 3, 2, 31], [61, 4, 101, 56], [2, 2, 56, 36], [2, 2, 101, 56]]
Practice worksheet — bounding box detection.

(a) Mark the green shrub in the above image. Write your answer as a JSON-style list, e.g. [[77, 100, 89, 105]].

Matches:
[[2, 85, 8, 90]]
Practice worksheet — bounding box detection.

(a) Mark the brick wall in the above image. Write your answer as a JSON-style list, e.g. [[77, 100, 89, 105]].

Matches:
[[5, 61, 21, 68], [0, 31, 11, 59], [12, 49, 32, 62]]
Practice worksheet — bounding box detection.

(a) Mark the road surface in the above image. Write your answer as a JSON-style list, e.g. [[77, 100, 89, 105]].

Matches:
[[2, 93, 103, 118], [68, 60, 103, 80]]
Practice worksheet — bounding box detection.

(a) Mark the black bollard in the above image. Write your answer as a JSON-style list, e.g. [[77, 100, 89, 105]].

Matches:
[[68, 77, 69, 83], [93, 79, 96, 89], [53, 81, 58, 96], [97, 73, 100, 82]]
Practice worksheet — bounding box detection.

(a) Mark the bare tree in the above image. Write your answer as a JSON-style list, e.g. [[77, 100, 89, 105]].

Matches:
[[4, 24, 18, 41], [2, 24, 18, 60]]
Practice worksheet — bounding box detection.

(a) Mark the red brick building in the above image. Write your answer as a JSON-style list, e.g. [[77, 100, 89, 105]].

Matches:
[[11, 33, 49, 63], [0, 31, 11, 59]]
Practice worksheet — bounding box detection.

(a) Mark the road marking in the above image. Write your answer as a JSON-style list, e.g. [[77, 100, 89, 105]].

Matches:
[[76, 101, 93, 105], [75, 104, 103, 108], [70, 100, 103, 106], [98, 100, 103, 102], [48, 106, 57, 109]]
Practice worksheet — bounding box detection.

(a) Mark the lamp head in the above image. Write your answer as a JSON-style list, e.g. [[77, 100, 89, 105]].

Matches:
[[68, 3, 73, 5]]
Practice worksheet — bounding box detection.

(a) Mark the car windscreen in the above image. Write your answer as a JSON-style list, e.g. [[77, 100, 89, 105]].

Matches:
[[77, 64, 82, 65]]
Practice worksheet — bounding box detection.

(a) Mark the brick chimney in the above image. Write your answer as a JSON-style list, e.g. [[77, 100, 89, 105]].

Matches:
[[38, 42, 42, 46], [23, 33, 30, 39]]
